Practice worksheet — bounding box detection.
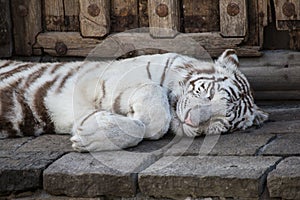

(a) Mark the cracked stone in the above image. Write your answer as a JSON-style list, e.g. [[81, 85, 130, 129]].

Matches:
[[43, 152, 157, 198], [261, 133, 300, 156], [267, 157, 300, 199], [139, 156, 280, 199]]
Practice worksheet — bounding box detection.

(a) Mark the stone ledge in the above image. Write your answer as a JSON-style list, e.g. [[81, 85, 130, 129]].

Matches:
[[43, 152, 157, 198], [267, 157, 300, 200], [261, 133, 300, 156], [1, 104, 300, 199], [164, 133, 275, 156], [0, 151, 63, 194], [0, 135, 72, 195], [139, 156, 281, 199]]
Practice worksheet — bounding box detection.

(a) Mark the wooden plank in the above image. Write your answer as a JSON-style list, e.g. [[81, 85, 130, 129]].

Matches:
[[63, 0, 80, 31], [183, 0, 220, 33], [0, 0, 12, 57], [289, 30, 300, 50], [11, 0, 42, 55], [111, 0, 138, 32], [36, 31, 262, 57], [257, 0, 269, 47], [220, 0, 248, 37], [274, 0, 300, 30], [274, 0, 300, 21], [139, 0, 149, 27], [79, 0, 110, 37], [148, 0, 180, 37], [44, 0, 64, 31], [244, 0, 259, 46], [37, 32, 100, 56]]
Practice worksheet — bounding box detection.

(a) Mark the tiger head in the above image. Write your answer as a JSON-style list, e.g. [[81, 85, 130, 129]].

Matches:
[[170, 49, 268, 137]]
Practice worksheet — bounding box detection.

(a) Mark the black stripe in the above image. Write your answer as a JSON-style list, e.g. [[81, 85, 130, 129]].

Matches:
[[50, 63, 65, 74], [112, 92, 125, 115], [79, 110, 99, 127], [98, 80, 107, 109], [0, 79, 22, 137], [24, 65, 49, 88], [0, 63, 34, 79], [146, 62, 152, 80], [160, 58, 170, 86], [34, 77, 59, 133], [56, 66, 80, 93], [0, 60, 13, 68], [17, 94, 36, 136], [232, 118, 245, 131], [228, 86, 238, 101]]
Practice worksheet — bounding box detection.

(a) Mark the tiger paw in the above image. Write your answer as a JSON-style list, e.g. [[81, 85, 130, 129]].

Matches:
[[71, 111, 145, 152]]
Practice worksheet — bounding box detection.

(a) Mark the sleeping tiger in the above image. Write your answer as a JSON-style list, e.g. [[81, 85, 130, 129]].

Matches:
[[0, 49, 268, 152]]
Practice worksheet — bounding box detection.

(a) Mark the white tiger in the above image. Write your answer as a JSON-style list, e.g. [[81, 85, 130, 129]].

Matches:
[[0, 49, 268, 152]]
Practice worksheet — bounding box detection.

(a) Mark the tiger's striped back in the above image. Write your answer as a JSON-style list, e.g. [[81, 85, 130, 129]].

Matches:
[[0, 60, 84, 137]]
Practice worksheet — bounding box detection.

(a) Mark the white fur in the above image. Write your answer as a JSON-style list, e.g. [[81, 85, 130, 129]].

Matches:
[[0, 50, 268, 152]]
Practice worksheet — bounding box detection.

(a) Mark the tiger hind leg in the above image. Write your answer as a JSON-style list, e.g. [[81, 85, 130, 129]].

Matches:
[[71, 111, 146, 152]]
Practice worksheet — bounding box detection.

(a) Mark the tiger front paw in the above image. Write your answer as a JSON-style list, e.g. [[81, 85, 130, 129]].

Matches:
[[71, 111, 145, 152]]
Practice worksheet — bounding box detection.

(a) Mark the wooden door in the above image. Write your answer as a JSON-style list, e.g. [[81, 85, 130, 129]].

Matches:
[[273, 0, 300, 50], [10, 0, 290, 57], [0, 0, 12, 57]]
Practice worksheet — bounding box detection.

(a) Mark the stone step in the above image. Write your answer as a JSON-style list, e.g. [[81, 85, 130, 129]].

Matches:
[[0, 135, 73, 195], [139, 156, 281, 199], [1, 104, 300, 199], [43, 152, 156, 198], [268, 157, 300, 200]]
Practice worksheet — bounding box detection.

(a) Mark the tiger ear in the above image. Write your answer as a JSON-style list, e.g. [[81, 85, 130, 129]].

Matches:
[[253, 107, 269, 126], [216, 49, 239, 70]]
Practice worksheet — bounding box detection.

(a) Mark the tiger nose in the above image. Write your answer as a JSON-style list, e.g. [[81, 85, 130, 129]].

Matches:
[[184, 112, 194, 126], [185, 105, 212, 126]]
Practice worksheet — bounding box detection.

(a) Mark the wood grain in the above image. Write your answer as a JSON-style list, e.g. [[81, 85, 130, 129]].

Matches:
[[274, 0, 300, 30], [64, 0, 80, 31], [148, 0, 180, 38], [36, 31, 262, 57], [111, 0, 138, 32], [183, 0, 220, 33], [220, 0, 248, 37], [79, 0, 110, 37], [139, 0, 149, 27], [11, 0, 42, 55], [44, 0, 64, 31], [0, 0, 12, 57]]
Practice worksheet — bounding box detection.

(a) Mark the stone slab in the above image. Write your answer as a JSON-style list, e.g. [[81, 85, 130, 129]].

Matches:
[[139, 156, 280, 199], [43, 152, 157, 198], [0, 137, 32, 156], [17, 134, 73, 153], [261, 133, 300, 156], [267, 157, 300, 199], [0, 151, 63, 194], [251, 120, 300, 135], [164, 132, 274, 156], [0, 135, 73, 195], [266, 106, 300, 122], [126, 133, 175, 155]]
